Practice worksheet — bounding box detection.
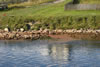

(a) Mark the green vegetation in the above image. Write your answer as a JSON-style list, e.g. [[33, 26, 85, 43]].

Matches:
[[0, 0, 100, 31]]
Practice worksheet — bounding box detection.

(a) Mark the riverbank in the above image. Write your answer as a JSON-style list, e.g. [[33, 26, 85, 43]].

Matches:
[[0, 29, 100, 40], [48, 29, 100, 40], [0, 30, 48, 40]]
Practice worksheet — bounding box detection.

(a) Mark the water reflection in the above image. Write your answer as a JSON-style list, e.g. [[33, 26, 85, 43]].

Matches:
[[48, 44, 70, 64], [0, 40, 100, 67]]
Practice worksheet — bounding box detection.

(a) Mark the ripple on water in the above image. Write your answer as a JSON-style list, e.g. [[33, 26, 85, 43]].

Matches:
[[0, 40, 100, 67]]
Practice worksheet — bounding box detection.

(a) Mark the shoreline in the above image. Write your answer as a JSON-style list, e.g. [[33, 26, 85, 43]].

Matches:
[[0, 29, 100, 40]]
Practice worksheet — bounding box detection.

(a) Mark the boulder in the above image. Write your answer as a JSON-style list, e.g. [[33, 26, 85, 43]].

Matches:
[[95, 30, 100, 33], [23, 35, 30, 39], [42, 29, 49, 34], [76, 30, 83, 33], [8, 33, 15, 39], [66, 29, 75, 33], [4, 28, 9, 32], [86, 29, 93, 33], [20, 28, 24, 32], [57, 29, 63, 33], [16, 33, 20, 37], [49, 30, 55, 35], [0, 33, 4, 38], [16, 29, 20, 32]]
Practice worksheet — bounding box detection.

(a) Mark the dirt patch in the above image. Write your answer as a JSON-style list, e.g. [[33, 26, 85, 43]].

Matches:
[[48, 34, 76, 41], [48, 33, 100, 41]]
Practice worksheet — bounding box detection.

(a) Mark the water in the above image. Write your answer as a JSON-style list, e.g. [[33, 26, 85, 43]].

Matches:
[[0, 40, 100, 67]]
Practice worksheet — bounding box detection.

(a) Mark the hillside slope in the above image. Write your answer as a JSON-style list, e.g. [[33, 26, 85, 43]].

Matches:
[[0, 0, 100, 30]]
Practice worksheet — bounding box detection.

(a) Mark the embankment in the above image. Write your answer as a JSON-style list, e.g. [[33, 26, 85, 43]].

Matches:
[[0, 15, 100, 30], [0, 29, 100, 40]]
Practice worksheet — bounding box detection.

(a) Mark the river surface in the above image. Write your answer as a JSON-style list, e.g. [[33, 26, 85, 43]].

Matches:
[[0, 40, 100, 67]]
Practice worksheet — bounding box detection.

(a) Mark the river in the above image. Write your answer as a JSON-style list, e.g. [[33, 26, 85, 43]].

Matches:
[[0, 40, 100, 67]]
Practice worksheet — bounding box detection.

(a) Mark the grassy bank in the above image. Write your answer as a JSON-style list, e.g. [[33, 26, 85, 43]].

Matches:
[[0, 0, 100, 31]]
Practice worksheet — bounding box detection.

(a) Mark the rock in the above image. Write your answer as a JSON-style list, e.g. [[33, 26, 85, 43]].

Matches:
[[0, 33, 4, 38], [23, 35, 30, 39], [38, 28, 43, 33], [40, 28, 43, 31], [95, 30, 100, 33], [76, 30, 83, 33], [66, 29, 75, 33], [4, 28, 9, 32], [16, 33, 20, 37], [16, 29, 20, 32], [42, 29, 49, 34], [83, 30, 87, 33], [0, 29, 3, 33], [57, 29, 63, 33], [33, 34, 40, 39], [63, 30, 66, 33], [3, 33, 9, 39], [49, 30, 55, 35], [20, 28, 24, 32], [32, 30, 39, 34], [8, 33, 15, 39], [86, 29, 93, 33]]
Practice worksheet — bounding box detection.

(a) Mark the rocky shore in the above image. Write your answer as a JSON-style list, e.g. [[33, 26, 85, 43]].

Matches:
[[1, 28, 100, 40], [0, 31, 41, 40]]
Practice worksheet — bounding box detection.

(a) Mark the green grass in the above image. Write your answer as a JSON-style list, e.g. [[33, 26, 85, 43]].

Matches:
[[1, 0, 100, 16], [0, 0, 100, 30]]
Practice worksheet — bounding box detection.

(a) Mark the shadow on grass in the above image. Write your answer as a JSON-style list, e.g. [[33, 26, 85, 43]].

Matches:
[[0, 6, 26, 12]]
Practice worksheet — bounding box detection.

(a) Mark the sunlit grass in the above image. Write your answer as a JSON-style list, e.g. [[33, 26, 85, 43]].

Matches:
[[0, 0, 100, 30], [1, 0, 100, 17]]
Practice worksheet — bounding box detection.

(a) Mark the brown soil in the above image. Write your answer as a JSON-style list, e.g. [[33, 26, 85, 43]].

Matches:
[[48, 34, 76, 41], [48, 33, 100, 41]]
